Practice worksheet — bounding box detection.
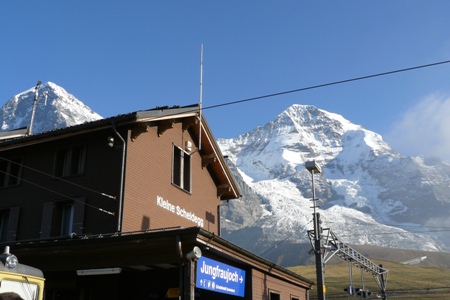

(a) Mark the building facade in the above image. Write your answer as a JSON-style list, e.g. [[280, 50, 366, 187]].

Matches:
[[0, 104, 313, 299]]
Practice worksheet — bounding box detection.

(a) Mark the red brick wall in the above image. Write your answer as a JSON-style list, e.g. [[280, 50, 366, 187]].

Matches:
[[1, 121, 222, 241], [122, 122, 220, 234]]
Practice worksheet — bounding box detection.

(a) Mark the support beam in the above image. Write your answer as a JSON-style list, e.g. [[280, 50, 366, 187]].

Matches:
[[131, 123, 149, 141], [157, 120, 174, 136], [182, 117, 198, 131], [308, 228, 388, 297], [217, 184, 231, 198], [202, 153, 217, 168]]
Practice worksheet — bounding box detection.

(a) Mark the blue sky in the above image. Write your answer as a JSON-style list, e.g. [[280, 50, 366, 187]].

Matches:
[[2, 1, 450, 160]]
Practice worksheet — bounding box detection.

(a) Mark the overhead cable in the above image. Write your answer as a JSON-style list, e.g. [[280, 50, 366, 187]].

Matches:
[[0, 156, 116, 200], [0, 169, 115, 216], [203, 59, 450, 110]]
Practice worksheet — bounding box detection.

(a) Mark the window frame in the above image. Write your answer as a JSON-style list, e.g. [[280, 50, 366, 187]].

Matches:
[[0, 207, 20, 242], [269, 290, 281, 300], [54, 144, 86, 177], [60, 202, 75, 237], [0, 210, 10, 242], [0, 157, 23, 188], [172, 144, 192, 193], [40, 198, 85, 238]]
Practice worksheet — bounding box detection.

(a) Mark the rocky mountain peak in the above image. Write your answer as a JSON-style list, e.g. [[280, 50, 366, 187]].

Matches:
[[0, 82, 102, 134], [219, 104, 450, 255], [2, 84, 449, 263]]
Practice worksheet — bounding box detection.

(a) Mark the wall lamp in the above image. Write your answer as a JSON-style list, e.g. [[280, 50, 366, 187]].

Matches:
[[77, 267, 122, 276], [107, 136, 114, 148]]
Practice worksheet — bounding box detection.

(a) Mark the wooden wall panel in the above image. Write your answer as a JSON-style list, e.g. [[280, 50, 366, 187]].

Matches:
[[252, 269, 308, 300], [122, 122, 220, 234]]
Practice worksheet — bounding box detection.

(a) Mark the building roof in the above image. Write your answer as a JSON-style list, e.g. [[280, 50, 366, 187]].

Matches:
[[6, 227, 314, 289], [0, 104, 240, 200]]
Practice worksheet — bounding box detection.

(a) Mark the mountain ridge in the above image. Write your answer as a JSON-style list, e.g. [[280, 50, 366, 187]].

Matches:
[[2, 83, 449, 261], [0, 82, 102, 134], [218, 104, 450, 255]]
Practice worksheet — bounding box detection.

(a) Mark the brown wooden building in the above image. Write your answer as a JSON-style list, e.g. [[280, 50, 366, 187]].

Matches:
[[0, 104, 313, 299]]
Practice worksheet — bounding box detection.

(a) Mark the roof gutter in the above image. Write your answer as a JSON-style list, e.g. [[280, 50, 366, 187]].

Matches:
[[111, 121, 126, 233]]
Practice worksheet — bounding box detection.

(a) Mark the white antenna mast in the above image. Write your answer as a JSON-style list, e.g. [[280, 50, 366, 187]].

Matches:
[[199, 44, 204, 151]]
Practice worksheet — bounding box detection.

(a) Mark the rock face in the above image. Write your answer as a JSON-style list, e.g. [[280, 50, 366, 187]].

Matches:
[[3, 84, 449, 263], [0, 82, 102, 134], [218, 104, 450, 255]]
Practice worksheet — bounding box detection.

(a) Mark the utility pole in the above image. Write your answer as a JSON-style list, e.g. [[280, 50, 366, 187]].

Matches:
[[305, 161, 388, 299], [305, 161, 326, 300], [26, 81, 42, 136], [308, 229, 389, 298], [379, 264, 387, 300]]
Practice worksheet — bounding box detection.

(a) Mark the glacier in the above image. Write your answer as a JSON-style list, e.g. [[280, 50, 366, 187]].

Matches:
[[218, 104, 450, 255], [2, 84, 449, 262]]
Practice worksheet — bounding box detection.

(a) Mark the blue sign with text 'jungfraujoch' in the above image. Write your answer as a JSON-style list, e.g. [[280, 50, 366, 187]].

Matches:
[[196, 256, 246, 297]]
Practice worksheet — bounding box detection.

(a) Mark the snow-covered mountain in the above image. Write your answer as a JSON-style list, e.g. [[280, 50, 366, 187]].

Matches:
[[2, 83, 449, 260], [218, 104, 450, 255], [0, 82, 102, 134]]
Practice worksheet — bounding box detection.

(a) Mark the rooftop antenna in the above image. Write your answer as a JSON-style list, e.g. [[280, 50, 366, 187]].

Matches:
[[26, 81, 42, 136], [198, 44, 204, 151]]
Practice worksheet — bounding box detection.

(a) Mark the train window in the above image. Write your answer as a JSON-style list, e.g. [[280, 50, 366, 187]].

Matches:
[[0, 279, 40, 300]]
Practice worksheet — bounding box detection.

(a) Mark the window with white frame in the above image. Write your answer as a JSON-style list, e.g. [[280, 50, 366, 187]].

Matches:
[[172, 144, 192, 193], [269, 290, 281, 300]]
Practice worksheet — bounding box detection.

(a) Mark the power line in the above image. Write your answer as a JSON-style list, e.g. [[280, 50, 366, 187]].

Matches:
[[328, 224, 450, 237], [384, 224, 450, 229], [337, 229, 450, 240], [2, 59, 450, 226], [203, 59, 450, 111], [64, 58, 450, 130], [71, 58, 450, 129], [0, 156, 116, 200], [0, 169, 115, 216], [125, 58, 450, 124], [258, 219, 313, 256]]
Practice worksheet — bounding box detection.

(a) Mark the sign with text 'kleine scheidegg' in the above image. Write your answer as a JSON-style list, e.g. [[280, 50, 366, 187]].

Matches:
[[196, 256, 246, 297]]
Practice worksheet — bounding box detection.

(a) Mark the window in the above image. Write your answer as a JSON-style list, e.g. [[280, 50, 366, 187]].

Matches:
[[291, 296, 300, 300], [0, 211, 10, 242], [0, 207, 20, 242], [60, 203, 74, 236], [40, 198, 85, 238], [269, 291, 280, 300], [55, 145, 86, 177], [172, 144, 191, 192], [0, 157, 23, 187]]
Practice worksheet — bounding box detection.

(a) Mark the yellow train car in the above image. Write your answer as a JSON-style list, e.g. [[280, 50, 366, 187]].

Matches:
[[0, 246, 44, 300]]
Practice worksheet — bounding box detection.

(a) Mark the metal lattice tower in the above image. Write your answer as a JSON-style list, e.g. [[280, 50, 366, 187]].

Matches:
[[307, 228, 388, 299]]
